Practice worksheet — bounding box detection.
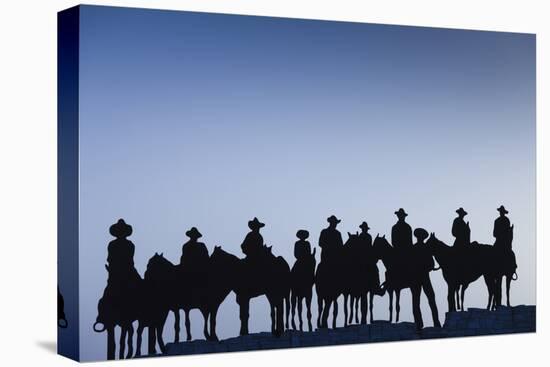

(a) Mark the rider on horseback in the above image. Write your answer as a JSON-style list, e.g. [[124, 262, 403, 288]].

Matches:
[[241, 217, 265, 259], [106, 219, 141, 284], [392, 209, 412, 250], [358, 221, 384, 296], [294, 230, 312, 261], [318, 215, 344, 263], [494, 205, 512, 251], [180, 227, 209, 271], [452, 207, 469, 247]]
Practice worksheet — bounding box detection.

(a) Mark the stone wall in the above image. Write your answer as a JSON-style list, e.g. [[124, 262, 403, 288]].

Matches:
[[165, 305, 535, 356]]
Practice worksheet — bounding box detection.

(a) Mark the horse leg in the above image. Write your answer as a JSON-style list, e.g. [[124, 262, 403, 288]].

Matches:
[[388, 290, 393, 322], [396, 290, 401, 323], [135, 323, 144, 357], [157, 322, 166, 354], [483, 276, 493, 310], [411, 285, 423, 331], [321, 298, 330, 329], [209, 305, 220, 341], [173, 309, 180, 343], [239, 296, 250, 335], [119, 327, 126, 360], [461, 283, 469, 311], [201, 308, 210, 340], [455, 287, 461, 311], [343, 294, 349, 327], [298, 297, 304, 331], [148, 326, 157, 355], [423, 276, 441, 327], [369, 292, 374, 324], [184, 310, 192, 341], [447, 285, 456, 312], [360, 294, 367, 324], [495, 276, 503, 309], [332, 298, 338, 329], [506, 275, 512, 307], [126, 324, 134, 359], [275, 298, 284, 337], [306, 293, 313, 332], [107, 326, 115, 360], [291, 295, 297, 330]]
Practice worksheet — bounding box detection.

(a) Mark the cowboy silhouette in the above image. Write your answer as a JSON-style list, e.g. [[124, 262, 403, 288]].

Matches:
[[241, 217, 265, 258], [294, 230, 312, 262], [452, 207, 469, 247], [391, 209, 412, 250], [318, 215, 344, 262], [180, 227, 209, 270], [493, 205, 512, 250], [358, 221, 384, 296], [106, 219, 141, 283], [412, 228, 441, 328]]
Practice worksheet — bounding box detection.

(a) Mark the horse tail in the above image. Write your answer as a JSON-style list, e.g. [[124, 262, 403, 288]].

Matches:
[[512, 272, 518, 281]]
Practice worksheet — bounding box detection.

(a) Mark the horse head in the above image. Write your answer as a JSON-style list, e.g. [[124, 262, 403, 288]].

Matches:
[[145, 252, 173, 280]]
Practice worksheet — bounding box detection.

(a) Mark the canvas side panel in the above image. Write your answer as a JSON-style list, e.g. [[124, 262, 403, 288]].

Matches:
[[57, 5, 80, 361]]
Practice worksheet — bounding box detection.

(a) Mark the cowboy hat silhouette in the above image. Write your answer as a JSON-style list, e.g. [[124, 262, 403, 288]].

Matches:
[[456, 207, 468, 216], [497, 205, 509, 214], [296, 229, 309, 240], [248, 217, 265, 230], [109, 219, 132, 238], [327, 215, 341, 224], [394, 208, 408, 218], [359, 222, 370, 231], [185, 227, 202, 239]]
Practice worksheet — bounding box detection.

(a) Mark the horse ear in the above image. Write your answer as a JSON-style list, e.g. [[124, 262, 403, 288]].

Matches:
[[382, 234, 386, 239], [160, 252, 164, 257], [155, 252, 158, 256], [356, 231, 359, 236], [104, 264, 109, 271], [376, 233, 379, 239], [347, 232, 352, 237]]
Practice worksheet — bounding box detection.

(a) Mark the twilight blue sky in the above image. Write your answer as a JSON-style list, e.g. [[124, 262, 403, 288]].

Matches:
[[72, 5, 535, 361]]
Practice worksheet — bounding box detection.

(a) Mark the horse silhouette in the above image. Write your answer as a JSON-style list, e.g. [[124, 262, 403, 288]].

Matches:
[[315, 247, 345, 329], [58, 287, 67, 328], [93, 264, 140, 360], [342, 232, 384, 326], [290, 247, 316, 331], [373, 234, 440, 330], [426, 233, 498, 312], [210, 245, 290, 337], [134, 253, 176, 356]]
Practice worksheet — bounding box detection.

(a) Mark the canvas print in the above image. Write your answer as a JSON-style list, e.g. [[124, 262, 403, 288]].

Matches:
[[57, 5, 536, 362]]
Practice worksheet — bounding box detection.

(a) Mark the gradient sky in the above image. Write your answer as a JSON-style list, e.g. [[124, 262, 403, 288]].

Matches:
[[71, 5, 535, 361]]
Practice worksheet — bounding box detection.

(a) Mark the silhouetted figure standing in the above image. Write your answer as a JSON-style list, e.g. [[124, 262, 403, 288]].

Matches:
[[391, 209, 412, 250], [318, 215, 343, 263], [180, 227, 209, 271], [493, 205, 512, 251], [241, 217, 265, 258], [411, 228, 441, 329]]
